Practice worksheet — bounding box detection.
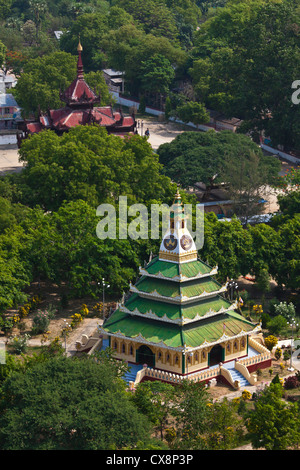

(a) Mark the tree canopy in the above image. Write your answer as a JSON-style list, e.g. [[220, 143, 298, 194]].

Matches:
[[0, 355, 151, 450], [157, 130, 280, 191], [17, 125, 175, 210], [190, 0, 300, 150]]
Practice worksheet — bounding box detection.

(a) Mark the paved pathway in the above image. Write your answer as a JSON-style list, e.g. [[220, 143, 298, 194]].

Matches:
[[0, 145, 23, 174], [65, 318, 102, 357]]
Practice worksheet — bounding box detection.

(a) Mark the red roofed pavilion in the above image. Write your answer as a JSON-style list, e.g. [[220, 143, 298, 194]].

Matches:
[[18, 41, 136, 146]]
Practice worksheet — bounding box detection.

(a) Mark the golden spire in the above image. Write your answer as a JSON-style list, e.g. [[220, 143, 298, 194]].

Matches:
[[77, 35, 83, 52]]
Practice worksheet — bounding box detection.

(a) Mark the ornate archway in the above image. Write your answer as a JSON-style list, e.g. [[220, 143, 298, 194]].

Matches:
[[209, 344, 224, 366], [136, 345, 155, 367]]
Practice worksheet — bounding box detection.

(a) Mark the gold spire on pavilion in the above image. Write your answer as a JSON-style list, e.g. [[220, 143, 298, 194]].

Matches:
[[77, 35, 83, 52]]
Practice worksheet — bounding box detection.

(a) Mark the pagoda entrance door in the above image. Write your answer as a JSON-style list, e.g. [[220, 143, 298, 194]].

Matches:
[[209, 344, 224, 366], [136, 345, 155, 368]]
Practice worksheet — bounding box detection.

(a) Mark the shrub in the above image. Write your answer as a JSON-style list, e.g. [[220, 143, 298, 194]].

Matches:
[[274, 301, 296, 320], [267, 315, 287, 335], [241, 390, 252, 401], [268, 297, 280, 315], [10, 334, 30, 354], [261, 312, 271, 329], [80, 304, 89, 317], [70, 313, 83, 328], [32, 310, 51, 334], [274, 347, 282, 360], [284, 376, 299, 390], [264, 335, 278, 351]]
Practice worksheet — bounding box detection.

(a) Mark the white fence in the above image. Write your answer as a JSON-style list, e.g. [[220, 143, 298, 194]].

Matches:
[[261, 144, 300, 164]]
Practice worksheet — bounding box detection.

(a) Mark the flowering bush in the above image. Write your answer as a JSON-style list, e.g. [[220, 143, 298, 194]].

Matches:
[[92, 302, 103, 316], [264, 335, 278, 351], [70, 313, 83, 328], [241, 390, 252, 401], [32, 310, 51, 334], [275, 347, 282, 360], [18, 295, 42, 319], [10, 334, 30, 354], [12, 314, 21, 325], [80, 304, 89, 317]]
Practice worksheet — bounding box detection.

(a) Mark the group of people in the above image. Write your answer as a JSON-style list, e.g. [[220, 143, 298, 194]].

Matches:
[[136, 120, 150, 138]]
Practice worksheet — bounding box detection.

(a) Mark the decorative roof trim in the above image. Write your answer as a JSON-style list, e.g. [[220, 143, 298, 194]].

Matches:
[[98, 324, 261, 353], [130, 283, 227, 304], [120, 301, 238, 325], [138, 265, 218, 282]]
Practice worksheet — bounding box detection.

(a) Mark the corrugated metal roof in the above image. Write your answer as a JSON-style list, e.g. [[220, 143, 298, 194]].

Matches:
[[0, 93, 18, 108], [144, 257, 213, 279], [102, 310, 256, 349], [134, 276, 222, 299], [124, 293, 233, 322]]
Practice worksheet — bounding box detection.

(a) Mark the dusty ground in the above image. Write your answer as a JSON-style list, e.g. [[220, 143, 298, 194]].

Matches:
[[2, 281, 113, 348]]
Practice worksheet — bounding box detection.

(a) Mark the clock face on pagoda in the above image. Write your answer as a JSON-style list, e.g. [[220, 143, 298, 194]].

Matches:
[[163, 234, 178, 251], [180, 234, 193, 251]]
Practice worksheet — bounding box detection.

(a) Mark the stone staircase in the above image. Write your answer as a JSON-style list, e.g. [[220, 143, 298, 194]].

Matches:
[[224, 365, 250, 387], [123, 363, 143, 384]]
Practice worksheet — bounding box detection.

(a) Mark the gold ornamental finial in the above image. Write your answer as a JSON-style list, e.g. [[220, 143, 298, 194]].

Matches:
[[174, 186, 181, 204], [77, 35, 83, 52]]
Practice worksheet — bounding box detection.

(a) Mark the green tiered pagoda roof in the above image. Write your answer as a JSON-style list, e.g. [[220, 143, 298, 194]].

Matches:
[[102, 308, 255, 350], [100, 189, 259, 356], [120, 291, 235, 325], [139, 257, 218, 281]]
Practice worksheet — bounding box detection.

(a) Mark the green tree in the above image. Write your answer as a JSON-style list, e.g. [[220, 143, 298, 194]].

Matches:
[[18, 125, 173, 210], [249, 223, 281, 283], [132, 381, 176, 440], [267, 315, 288, 336], [12, 51, 77, 116], [0, 355, 150, 450], [200, 213, 254, 281], [246, 383, 300, 450], [191, 0, 300, 150], [139, 54, 175, 95], [85, 70, 112, 106], [157, 130, 278, 193], [206, 398, 244, 450], [28, 0, 48, 39], [173, 380, 211, 449], [18, 199, 141, 298], [221, 150, 280, 225], [175, 100, 209, 128], [0, 0, 12, 19], [274, 214, 300, 290], [0, 38, 6, 68], [116, 0, 179, 42], [0, 227, 32, 312], [59, 12, 109, 71]]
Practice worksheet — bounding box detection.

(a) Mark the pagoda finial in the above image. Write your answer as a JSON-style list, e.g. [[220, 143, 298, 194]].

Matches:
[[173, 186, 182, 206], [77, 34, 83, 52], [76, 35, 84, 79]]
